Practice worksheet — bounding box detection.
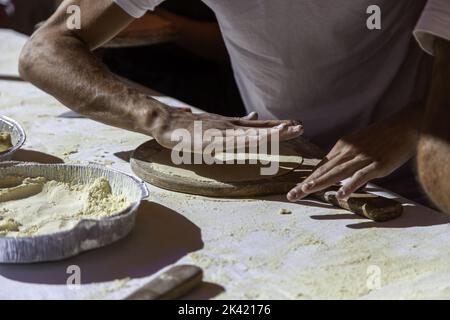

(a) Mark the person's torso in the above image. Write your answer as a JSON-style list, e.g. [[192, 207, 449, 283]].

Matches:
[[202, 0, 432, 149]]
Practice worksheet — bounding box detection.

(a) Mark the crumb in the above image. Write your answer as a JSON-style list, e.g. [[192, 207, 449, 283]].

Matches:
[[63, 149, 79, 156], [278, 208, 292, 215]]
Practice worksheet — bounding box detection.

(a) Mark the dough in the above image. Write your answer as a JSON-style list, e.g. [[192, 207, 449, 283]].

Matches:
[[0, 176, 129, 237], [0, 132, 13, 153], [150, 144, 304, 183]]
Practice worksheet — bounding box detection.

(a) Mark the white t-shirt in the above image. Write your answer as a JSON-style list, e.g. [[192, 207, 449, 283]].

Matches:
[[114, 0, 450, 149]]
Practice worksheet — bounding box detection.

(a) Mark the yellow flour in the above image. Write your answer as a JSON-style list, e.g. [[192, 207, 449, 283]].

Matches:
[[0, 176, 129, 237], [0, 132, 13, 153]]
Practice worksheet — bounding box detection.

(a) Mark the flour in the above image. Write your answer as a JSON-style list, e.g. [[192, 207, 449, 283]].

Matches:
[[187, 231, 450, 299], [156, 191, 450, 299], [86, 277, 131, 300], [0, 176, 129, 237], [0, 132, 13, 153]]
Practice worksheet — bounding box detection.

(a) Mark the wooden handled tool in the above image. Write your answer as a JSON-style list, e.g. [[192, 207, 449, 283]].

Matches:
[[124, 265, 203, 300], [312, 186, 403, 222]]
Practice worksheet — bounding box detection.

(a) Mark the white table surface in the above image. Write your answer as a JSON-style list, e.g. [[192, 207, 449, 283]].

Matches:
[[1, 29, 450, 300]]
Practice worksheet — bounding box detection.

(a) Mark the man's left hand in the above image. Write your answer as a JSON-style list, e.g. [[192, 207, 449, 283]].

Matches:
[[287, 107, 421, 202]]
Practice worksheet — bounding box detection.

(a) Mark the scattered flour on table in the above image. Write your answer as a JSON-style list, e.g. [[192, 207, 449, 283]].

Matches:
[[145, 189, 450, 299], [0, 176, 129, 237], [187, 229, 450, 299], [86, 277, 131, 300]]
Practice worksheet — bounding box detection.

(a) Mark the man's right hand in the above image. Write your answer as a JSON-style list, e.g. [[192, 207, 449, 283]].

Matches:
[[139, 104, 303, 150]]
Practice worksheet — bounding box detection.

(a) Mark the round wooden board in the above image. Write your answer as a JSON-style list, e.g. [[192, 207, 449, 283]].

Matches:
[[130, 138, 323, 197]]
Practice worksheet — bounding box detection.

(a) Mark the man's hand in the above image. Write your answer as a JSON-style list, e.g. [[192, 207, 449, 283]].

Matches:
[[287, 104, 422, 202], [141, 106, 303, 150]]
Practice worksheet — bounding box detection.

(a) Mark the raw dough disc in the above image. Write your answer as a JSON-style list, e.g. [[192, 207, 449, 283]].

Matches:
[[148, 144, 303, 183]]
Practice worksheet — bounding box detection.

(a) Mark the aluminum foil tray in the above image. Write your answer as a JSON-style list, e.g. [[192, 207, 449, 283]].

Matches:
[[0, 162, 149, 264]]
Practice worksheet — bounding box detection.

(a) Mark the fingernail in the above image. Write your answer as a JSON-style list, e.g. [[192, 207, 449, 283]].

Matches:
[[302, 181, 314, 192], [287, 191, 297, 201]]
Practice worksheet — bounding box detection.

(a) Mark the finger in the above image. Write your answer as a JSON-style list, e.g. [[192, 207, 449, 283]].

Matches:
[[232, 126, 285, 149], [241, 112, 259, 120], [336, 163, 378, 199], [287, 183, 304, 202], [178, 107, 193, 113], [246, 124, 303, 145], [204, 123, 303, 151], [287, 156, 362, 202], [235, 118, 302, 128], [302, 153, 350, 187], [218, 134, 271, 152], [278, 124, 304, 140], [207, 129, 262, 151], [229, 123, 302, 138], [298, 157, 369, 195], [210, 125, 298, 151]]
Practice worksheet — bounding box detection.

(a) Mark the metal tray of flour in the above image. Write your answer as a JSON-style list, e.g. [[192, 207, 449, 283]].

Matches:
[[0, 116, 26, 161], [0, 162, 149, 264]]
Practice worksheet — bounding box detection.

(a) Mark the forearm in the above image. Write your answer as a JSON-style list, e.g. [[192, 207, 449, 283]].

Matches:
[[417, 38, 450, 213], [19, 30, 167, 136], [19, 0, 170, 137]]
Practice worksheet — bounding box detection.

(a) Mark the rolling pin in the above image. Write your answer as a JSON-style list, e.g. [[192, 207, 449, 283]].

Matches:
[[312, 186, 403, 222], [124, 265, 203, 300]]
